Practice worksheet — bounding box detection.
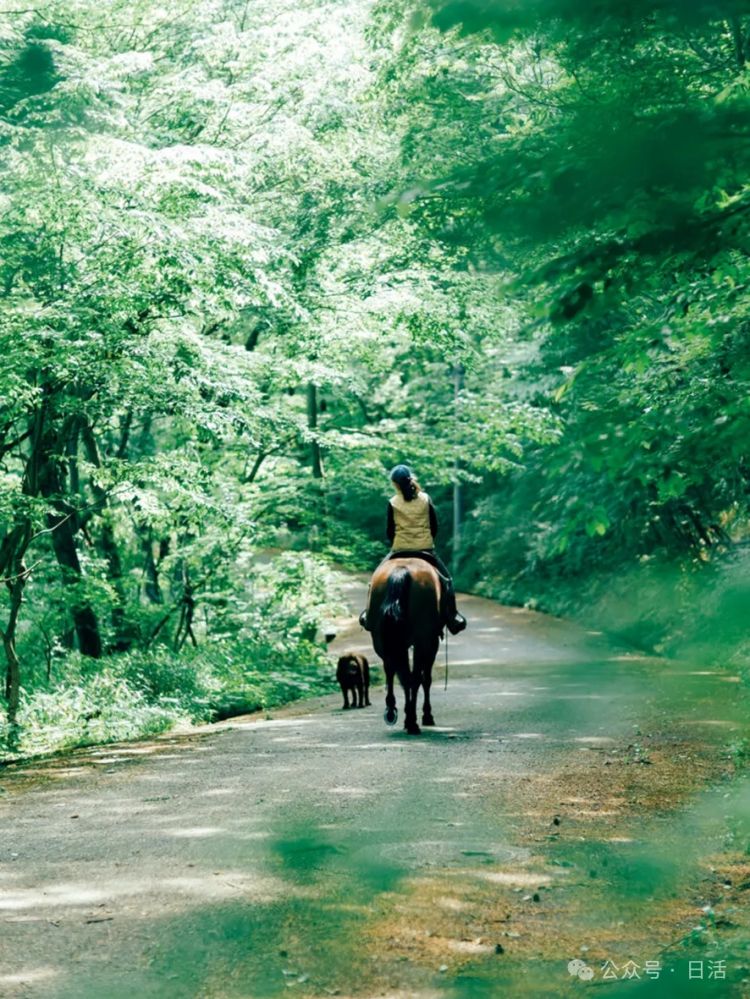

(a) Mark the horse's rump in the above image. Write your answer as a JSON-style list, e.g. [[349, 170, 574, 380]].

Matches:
[[370, 558, 441, 657]]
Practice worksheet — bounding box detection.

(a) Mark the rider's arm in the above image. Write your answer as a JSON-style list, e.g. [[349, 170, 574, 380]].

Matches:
[[386, 503, 395, 544]]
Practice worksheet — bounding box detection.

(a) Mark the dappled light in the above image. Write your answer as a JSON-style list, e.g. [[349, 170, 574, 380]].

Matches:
[[166, 826, 228, 839], [0, 638, 748, 994], [2, 0, 750, 994], [0, 968, 58, 987]]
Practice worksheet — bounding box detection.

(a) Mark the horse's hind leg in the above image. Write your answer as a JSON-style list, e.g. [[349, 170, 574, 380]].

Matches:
[[417, 639, 439, 727], [403, 651, 421, 736], [388, 649, 419, 735], [404, 682, 420, 736], [383, 662, 398, 726], [421, 676, 435, 727]]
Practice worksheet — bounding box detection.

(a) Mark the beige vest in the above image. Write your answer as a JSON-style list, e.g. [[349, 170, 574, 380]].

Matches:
[[391, 491, 433, 551]]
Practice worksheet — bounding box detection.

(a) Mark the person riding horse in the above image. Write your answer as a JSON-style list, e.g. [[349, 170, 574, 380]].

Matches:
[[359, 464, 467, 635]]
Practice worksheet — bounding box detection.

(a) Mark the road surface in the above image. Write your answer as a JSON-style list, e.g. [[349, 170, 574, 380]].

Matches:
[[0, 583, 745, 997]]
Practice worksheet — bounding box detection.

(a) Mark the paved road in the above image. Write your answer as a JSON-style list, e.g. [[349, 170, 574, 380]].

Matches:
[[0, 586, 740, 998]]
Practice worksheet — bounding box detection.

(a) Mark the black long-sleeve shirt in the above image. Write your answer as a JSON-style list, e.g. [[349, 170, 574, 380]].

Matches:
[[386, 498, 438, 546]]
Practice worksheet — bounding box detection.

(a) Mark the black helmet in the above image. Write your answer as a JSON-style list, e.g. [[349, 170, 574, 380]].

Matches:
[[390, 464, 412, 485]]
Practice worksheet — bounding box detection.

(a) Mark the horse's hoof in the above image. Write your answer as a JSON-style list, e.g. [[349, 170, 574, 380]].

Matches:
[[422, 715, 436, 727], [405, 723, 421, 736], [384, 706, 398, 726]]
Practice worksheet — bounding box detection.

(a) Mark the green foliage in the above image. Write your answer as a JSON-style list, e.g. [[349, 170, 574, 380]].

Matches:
[[1, 552, 341, 757], [368, 0, 750, 657], [9, 671, 175, 757], [5, 0, 750, 755]]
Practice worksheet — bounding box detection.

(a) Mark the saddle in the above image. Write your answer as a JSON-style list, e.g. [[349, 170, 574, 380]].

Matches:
[[386, 549, 447, 582], [360, 550, 466, 635]]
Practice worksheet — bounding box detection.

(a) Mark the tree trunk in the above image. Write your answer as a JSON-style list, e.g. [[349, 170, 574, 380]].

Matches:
[[46, 505, 102, 657], [3, 570, 25, 733], [0, 523, 32, 736], [140, 530, 166, 604], [452, 364, 464, 574], [173, 562, 197, 650], [35, 419, 102, 658], [307, 382, 324, 478], [729, 14, 749, 68], [81, 423, 131, 650]]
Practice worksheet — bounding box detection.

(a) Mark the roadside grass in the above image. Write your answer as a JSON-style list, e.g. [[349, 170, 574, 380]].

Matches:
[[0, 552, 346, 762], [0, 644, 339, 761]]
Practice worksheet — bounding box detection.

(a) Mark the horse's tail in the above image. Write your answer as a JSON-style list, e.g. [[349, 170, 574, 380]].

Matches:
[[380, 566, 411, 650]]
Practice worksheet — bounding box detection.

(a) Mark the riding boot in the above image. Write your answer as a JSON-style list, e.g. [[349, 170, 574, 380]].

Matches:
[[443, 580, 467, 635], [359, 585, 371, 631]]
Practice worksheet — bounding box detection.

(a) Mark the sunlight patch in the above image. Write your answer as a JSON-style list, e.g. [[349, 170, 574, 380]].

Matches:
[[0, 871, 301, 913], [167, 826, 226, 838], [447, 938, 494, 954], [436, 896, 470, 912], [0, 885, 108, 909], [478, 870, 556, 887], [0, 968, 58, 985], [251, 719, 316, 729], [161, 873, 288, 902], [328, 786, 373, 796], [682, 719, 735, 727]]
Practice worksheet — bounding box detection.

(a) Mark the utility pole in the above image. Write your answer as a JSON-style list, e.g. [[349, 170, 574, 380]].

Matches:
[[307, 382, 323, 479], [452, 363, 464, 574]]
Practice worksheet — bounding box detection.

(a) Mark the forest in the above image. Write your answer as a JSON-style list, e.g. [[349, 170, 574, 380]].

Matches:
[[3, 0, 750, 754]]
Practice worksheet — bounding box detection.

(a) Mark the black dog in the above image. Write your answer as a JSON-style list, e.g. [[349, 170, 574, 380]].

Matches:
[[336, 653, 371, 709]]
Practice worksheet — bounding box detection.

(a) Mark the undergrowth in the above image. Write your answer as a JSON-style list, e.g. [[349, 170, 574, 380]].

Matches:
[[1, 553, 343, 760]]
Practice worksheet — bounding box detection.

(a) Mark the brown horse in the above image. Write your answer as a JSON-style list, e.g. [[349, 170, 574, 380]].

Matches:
[[368, 558, 442, 735]]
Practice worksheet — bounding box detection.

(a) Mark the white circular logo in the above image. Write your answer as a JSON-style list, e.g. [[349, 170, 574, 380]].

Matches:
[[567, 958, 594, 980]]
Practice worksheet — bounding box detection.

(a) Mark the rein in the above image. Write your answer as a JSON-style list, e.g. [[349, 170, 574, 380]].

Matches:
[[444, 630, 449, 691]]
